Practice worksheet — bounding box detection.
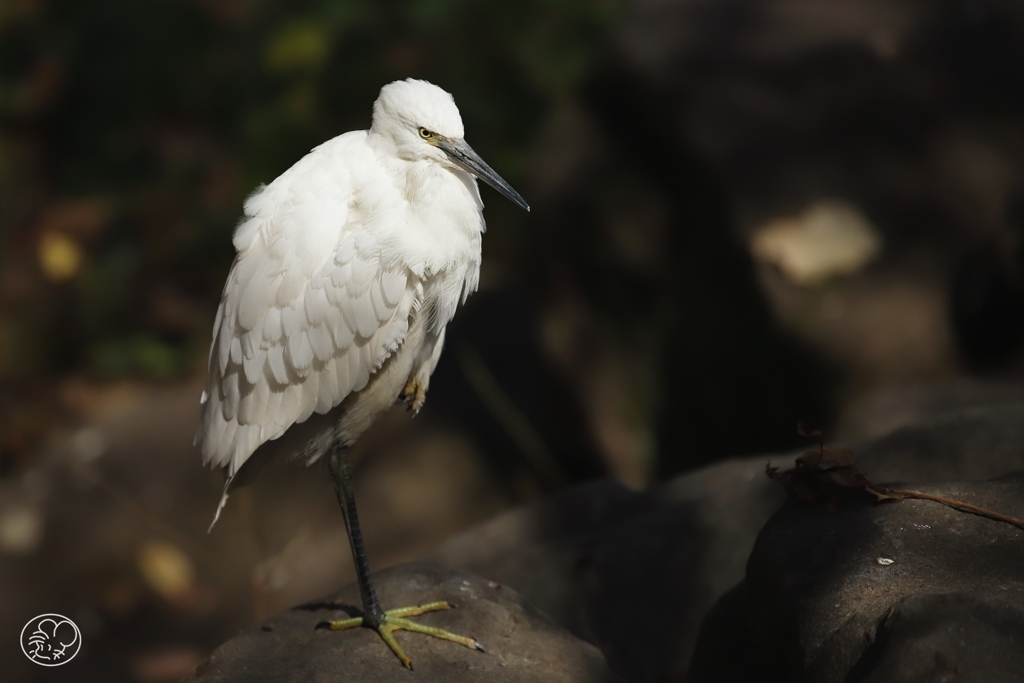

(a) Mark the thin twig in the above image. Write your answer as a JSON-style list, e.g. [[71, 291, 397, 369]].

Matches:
[[876, 487, 1024, 531], [457, 343, 565, 488]]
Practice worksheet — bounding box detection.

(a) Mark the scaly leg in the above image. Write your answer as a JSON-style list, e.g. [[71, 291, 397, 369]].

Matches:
[[326, 442, 484, 669]]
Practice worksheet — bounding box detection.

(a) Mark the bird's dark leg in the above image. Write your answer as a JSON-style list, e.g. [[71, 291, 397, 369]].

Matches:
[[328, 443, 386, 626], [325, 440, 484, 669]]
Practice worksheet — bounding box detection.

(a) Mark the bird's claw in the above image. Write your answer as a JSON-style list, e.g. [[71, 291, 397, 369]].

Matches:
[[323, 600, 483, 669], [400, 375, 427, 414]]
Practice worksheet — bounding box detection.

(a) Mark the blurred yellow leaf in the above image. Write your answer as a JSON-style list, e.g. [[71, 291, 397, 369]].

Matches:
[[137, 539, 194, 602], [0, 504, 43, 555], [38, 231, 83, 282], [266, 22, 331, 72]]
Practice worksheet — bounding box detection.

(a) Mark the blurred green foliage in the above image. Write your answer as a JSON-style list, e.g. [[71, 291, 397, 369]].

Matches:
[[0, 0, 625, 383]]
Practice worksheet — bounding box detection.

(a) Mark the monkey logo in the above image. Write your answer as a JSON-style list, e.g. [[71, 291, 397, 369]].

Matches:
[[20, 614, 81, 666]]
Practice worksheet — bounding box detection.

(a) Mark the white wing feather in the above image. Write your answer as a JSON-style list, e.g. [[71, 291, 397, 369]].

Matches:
[[196, 124, 486, 533], [195, 132, 416, 479]]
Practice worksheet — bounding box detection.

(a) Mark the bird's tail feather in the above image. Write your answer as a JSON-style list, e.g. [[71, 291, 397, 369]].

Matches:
[[207, 476, 233, 533]]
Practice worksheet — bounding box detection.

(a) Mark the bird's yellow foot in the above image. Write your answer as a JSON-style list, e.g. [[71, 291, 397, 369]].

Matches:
[[400, 375, 427, 414], [324, 601, 484, 669]]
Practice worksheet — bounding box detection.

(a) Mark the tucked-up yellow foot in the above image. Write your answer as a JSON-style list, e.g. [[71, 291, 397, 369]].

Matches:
[[325, 601, 484, 670], [400, 374, 428, 414]]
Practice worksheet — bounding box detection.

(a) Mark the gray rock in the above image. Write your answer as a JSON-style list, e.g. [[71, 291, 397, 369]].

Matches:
[[858, 593, 1024, 683], [691, 474, 1024, 683], [429, 457, 790, 680], [425, 479, 636, 638], [185, 563, 621, 683], [851, 402, 1024, 482], [429, 384, 1024, 681], [839, 381, 1024, 440]]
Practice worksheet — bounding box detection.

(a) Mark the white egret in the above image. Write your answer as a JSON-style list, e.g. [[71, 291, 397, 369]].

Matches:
[[195, 78, 529, 668]]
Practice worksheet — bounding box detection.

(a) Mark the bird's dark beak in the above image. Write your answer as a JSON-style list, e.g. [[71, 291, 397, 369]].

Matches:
[[438, 138, 530, 212]]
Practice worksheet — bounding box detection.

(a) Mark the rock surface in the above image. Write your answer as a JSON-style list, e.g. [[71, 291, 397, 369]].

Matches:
[[185, 563, 621, 683], [429, 456, 791, 680], [690, 474, 1024, 683], [852, 402, 1024, 482], [430, 390, 1024, 681], [839, 381, 1024, 440]]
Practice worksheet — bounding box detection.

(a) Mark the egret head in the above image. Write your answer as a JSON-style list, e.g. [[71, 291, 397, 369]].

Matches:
[[372, 79, 529, 211]]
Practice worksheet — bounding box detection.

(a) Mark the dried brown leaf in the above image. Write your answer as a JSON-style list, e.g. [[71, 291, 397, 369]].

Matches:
[[819, 445, 856, 467], [796, 448, 822, 468], [768, 445, 1024, 531]]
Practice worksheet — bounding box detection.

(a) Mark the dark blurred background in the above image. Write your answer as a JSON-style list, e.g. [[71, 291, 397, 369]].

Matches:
[[2, 0, 1023, 680]]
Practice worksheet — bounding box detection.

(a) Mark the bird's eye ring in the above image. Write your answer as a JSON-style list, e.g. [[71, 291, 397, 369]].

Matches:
[[418, 127, 435, 139]]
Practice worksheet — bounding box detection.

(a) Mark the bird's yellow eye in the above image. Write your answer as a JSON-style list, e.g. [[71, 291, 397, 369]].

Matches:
[[418, 127, 434, 140]]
